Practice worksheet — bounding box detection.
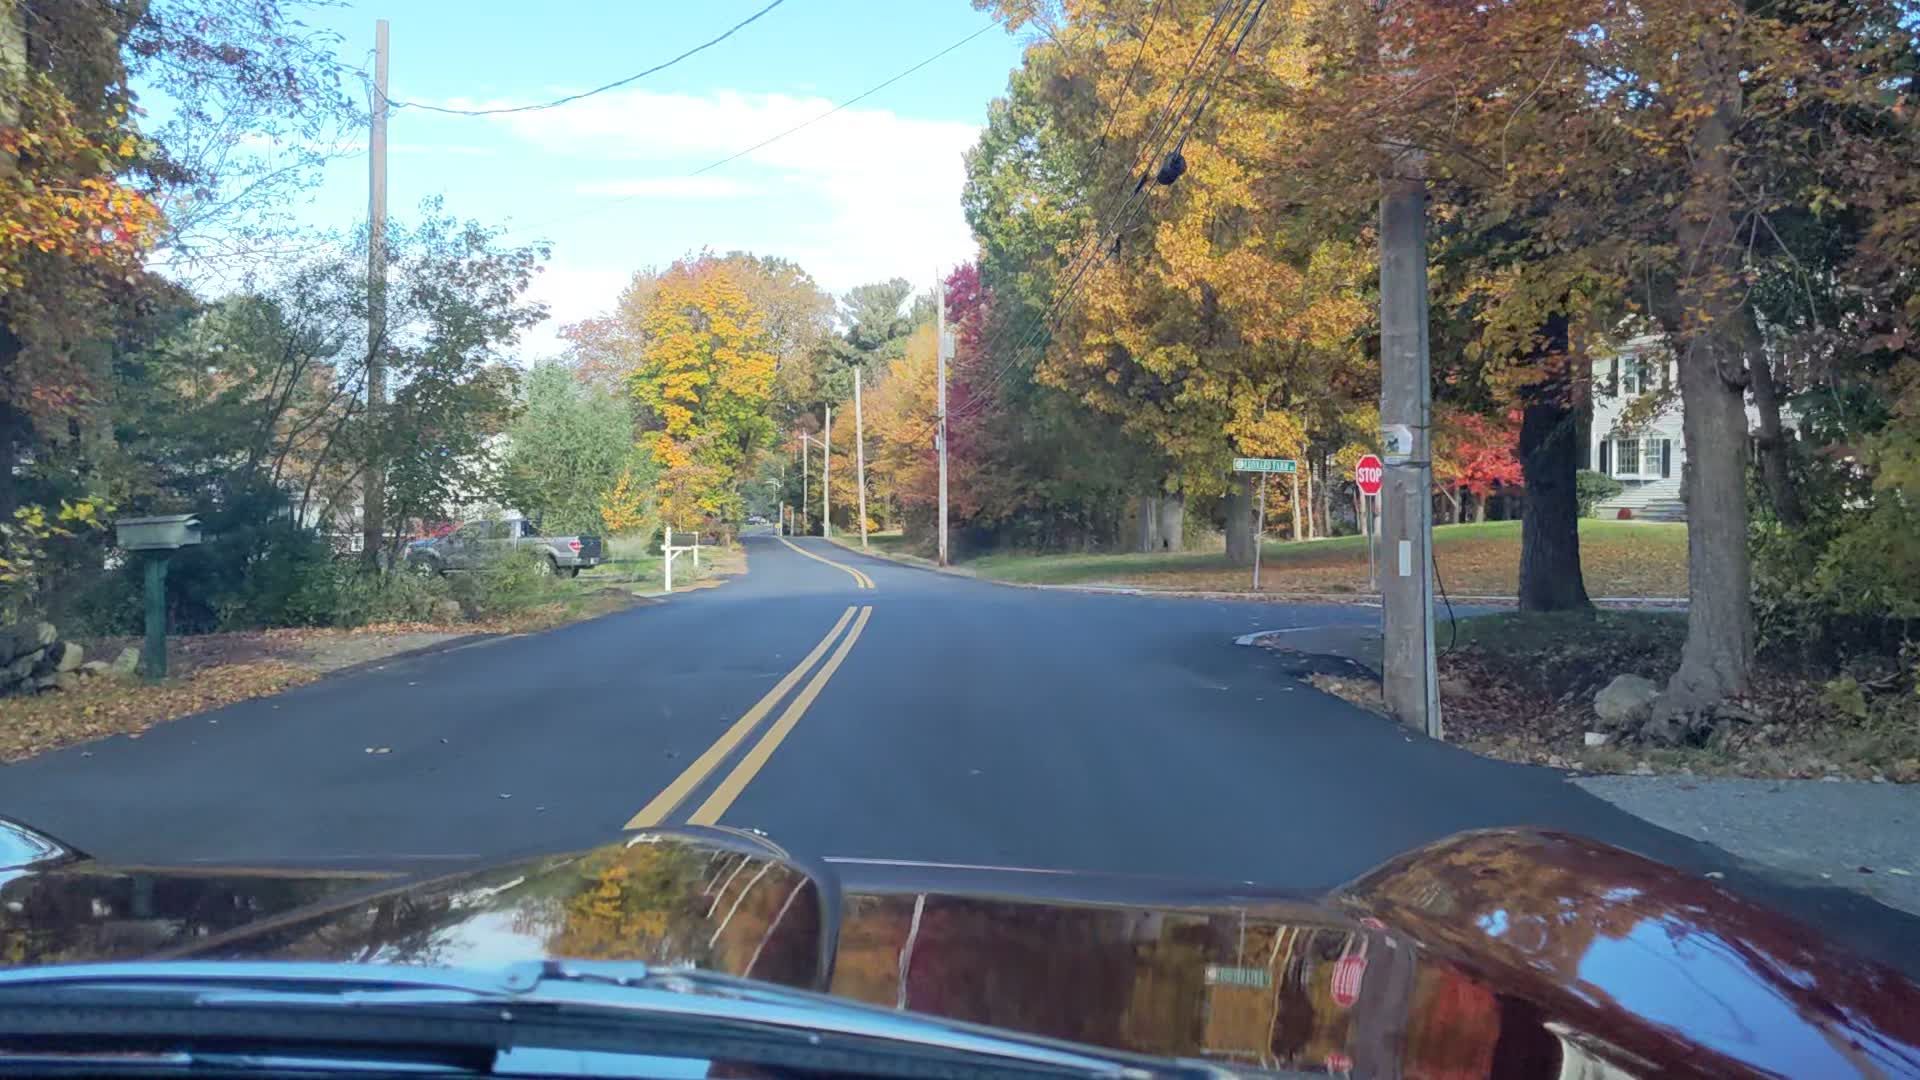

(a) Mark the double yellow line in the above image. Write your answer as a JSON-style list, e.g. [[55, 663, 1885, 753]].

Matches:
[[625, 605, 873, 830], [778, 536, 875, 589]]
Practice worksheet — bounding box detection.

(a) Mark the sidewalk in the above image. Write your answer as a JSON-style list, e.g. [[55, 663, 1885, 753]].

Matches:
[[1576, 776, 1920, 917], [1238, 622, 1920, 919]]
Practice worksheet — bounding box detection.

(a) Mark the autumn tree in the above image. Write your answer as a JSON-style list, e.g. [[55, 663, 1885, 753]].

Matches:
[[625, 256, 779, 526], [1432, 408, 1522, 524]]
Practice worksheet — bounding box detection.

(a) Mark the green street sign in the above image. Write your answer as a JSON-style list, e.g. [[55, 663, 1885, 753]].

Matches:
[[1232, 457, 1298, 474]]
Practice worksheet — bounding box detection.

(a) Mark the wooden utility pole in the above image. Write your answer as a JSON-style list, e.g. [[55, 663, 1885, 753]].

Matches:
[[853, 370, 868, 548], [1379, 147, 1440, 739], [362, 18, 390, 566], [935, 273, 950, 566], [822, 405, 831, 540]]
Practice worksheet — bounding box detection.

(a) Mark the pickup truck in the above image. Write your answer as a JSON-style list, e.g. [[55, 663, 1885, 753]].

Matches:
[[406, 517, 605, 577]]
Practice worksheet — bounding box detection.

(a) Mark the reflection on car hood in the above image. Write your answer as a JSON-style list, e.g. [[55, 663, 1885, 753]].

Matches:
[[3, 825, 1919, 1078]]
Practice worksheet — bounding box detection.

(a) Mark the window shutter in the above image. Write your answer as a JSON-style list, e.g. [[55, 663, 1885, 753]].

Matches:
[[1661, 439, 1672, 479], [1609, 357, 1620, 395], [1600, 440, 1611, 475]]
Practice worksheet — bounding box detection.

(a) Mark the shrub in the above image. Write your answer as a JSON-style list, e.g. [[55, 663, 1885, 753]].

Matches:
[[446, 548, 560, 619], [1575, 470, 1623, 517], [303, 563, 455, 628]]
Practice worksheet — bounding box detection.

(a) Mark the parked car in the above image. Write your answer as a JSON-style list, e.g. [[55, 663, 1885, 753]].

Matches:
[[406, 517, 604, 577]]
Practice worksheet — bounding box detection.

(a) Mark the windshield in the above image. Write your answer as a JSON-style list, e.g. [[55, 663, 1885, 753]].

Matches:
[[2, 1, 1918, 1077]]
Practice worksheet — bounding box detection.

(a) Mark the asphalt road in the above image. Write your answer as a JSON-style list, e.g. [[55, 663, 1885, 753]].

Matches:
[[6, 532, 1920, 972]]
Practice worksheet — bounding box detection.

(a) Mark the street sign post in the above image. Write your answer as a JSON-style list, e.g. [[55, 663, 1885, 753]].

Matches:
[[1233, 459, 1297, 591], [1356, 455, 1384, 592]]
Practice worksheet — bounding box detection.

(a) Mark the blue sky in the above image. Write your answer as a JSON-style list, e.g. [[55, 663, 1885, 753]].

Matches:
[[256, 1, 1027, 357]]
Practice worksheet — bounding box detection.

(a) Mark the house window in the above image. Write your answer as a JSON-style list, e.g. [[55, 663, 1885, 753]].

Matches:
[[1609, 436, 1672, 479], [1614, 437, 1640, 477]]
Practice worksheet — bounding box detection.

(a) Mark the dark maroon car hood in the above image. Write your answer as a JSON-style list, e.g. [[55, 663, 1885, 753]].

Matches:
[[3, 824, 1918, 1078]]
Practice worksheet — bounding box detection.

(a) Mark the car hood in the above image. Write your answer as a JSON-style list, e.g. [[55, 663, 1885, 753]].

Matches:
[[3, 823, 1919, 1078]]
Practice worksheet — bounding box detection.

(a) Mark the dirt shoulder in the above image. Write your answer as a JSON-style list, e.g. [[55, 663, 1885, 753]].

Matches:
[[1261, 611, 1920, 784], [3, 546, 750, 765]]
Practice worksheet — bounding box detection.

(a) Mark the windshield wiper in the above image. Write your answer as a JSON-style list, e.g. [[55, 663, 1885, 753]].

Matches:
[[0, 961, 1237, 1078]]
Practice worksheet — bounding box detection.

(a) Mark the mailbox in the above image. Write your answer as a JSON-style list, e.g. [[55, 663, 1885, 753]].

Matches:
[[115, 514, 202, 551]]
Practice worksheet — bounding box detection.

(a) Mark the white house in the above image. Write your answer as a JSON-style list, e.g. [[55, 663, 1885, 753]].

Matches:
[[1584, 334, 1789, 522], [1586, 336, 1686, 521]]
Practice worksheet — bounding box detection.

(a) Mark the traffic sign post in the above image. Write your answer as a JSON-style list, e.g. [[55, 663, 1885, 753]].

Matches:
[[1355, 455, 1384, 593], [1233, 459, 1297, 591]]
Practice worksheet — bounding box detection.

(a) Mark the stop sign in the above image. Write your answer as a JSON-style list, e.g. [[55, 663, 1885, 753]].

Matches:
[[1354, 454, 1384, 496]]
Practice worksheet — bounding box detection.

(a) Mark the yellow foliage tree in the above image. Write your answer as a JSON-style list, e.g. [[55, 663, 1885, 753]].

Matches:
[[625, 257, 779, 525], [597, 467, 650, 535]]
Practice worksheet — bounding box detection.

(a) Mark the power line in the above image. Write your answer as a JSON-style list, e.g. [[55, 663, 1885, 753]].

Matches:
[[919, 0, 1249, 442], [690, 23, 997, 176], [379, 0, 788, 116], [505, 18, 999, 239], [941, 0, 1263, 428]]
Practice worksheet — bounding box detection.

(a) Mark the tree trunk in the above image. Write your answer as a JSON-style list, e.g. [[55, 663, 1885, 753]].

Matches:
[[1661, 28, 1754, 711], [1747, 332, 1803, 527], [1473, 493, 1488, 523], [1517, 330, 1594, 612], [1302, 460, 1315, 538], [1225, 474, 1255, 565], [1442, 486, 1462, 524], [1156, 489, 1185, 552], [1316, 453, 1332, 538], [1134, 493, 1161, 553]]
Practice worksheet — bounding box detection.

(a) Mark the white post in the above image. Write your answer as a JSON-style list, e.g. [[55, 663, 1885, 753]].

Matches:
[[693, 530, 700, 571], [854, 371, 868, 549], [822, 406, 831, 540], [1253, 471, 1268, 591], [1290, 470, 1301, 542], [664, 524, 673, 593]]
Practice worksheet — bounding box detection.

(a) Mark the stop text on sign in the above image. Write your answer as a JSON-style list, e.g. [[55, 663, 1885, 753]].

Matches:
[[1354, 454, 1384, 495]]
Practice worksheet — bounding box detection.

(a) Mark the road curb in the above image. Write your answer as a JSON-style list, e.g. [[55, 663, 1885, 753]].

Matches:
[[821, 536, 1685, 609], [317, 632, 503, 681]]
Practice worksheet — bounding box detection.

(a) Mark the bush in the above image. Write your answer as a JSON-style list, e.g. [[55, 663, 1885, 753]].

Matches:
[[1575, 470, 1623, 517], [446, 548, 562, 619], [300, 563, 456, 628]]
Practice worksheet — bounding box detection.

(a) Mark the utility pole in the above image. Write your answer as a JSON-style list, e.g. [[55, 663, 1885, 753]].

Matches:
[[935, 272, 950, 566], [821, 405, 831, 540], [853, 370, 868, 549], [1378, 145, 1441, 739], [799, 434, 809, 536], [362, 18, 389, 566]]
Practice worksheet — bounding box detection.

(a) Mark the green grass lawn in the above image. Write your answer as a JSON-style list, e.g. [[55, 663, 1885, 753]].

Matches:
[[962, 520, 1689, 598]]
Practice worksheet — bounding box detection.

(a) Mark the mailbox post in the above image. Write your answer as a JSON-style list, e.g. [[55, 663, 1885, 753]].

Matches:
[[114, 515, 202, 680]]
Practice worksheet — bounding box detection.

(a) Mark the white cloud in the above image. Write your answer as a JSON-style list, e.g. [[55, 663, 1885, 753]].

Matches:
[[487, 88, 981, 290], [574, 176, 759, 199], [516, 264, 635, 362], [469, 88, 985, 354]]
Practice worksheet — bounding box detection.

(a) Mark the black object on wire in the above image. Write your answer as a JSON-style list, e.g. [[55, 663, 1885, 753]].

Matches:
[[380, 0, 787, 116], [942, 0, 1265, 428]]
